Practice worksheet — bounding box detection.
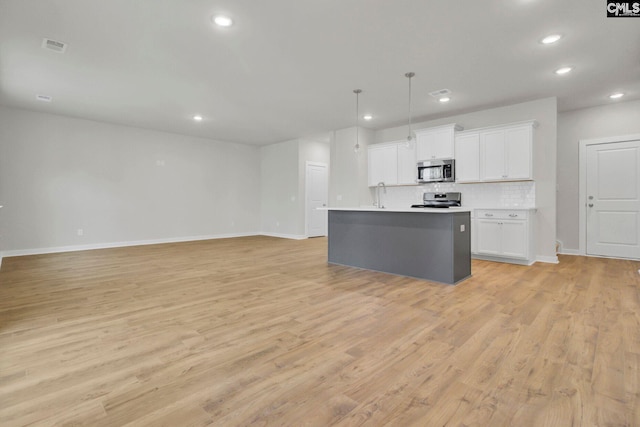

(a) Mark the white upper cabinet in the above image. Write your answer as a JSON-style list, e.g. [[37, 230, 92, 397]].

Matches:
[[397, 142, 417, 185], [454, 131, 480, 182], [456, 120, 536, 183], [505, 125, 532, 180], [368, 143, 398, 186], [368, 141, 416, 187], [415, 124, 462, 161], [480, 122, 534, 182], [481, 129, 507, 181]]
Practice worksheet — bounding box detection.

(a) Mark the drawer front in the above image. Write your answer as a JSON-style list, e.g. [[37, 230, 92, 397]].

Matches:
[[476, 209, 529, 220]]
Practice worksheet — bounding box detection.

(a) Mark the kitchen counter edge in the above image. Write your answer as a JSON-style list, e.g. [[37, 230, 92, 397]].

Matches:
[[320, 207, 472, 213]]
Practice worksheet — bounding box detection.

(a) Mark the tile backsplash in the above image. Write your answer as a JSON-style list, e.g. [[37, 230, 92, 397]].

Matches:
[[371, 181, 536, 209]]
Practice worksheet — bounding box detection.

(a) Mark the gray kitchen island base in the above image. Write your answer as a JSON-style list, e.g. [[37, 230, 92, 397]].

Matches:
[[328, 210, 471, 284]]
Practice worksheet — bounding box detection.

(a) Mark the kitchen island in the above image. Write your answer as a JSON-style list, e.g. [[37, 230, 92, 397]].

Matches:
[[326, 207, 471, 284]]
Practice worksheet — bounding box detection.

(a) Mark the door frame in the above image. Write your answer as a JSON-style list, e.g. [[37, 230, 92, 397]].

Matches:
[[305, 161, 328, 238], [578, 133, 640, 255]]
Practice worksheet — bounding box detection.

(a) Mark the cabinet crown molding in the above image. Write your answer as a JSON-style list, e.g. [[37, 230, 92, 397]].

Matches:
[[368, 140, 403, 148], [414, 123, 463, 134], [456, 120, 538, 135]]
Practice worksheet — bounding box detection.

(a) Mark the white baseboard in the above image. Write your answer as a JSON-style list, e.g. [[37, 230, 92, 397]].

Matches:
[[558, 248, 581, 256], [472, 254, 534, 266], [473, 254, 560, 265], [259, 232, 308, 240], [1, 232, 260, 258], [536, 255, 559, 264], [1, 232, 313, 260]]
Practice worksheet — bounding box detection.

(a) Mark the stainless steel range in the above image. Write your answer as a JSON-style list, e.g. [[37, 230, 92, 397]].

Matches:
[[411, 192, 461, 209]]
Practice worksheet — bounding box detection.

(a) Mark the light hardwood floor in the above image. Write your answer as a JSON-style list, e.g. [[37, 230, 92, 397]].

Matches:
[[0, 236, 639, 426]]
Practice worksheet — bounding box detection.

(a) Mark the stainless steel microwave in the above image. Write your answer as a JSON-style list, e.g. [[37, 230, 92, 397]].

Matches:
[[417, 159, 455, 183]]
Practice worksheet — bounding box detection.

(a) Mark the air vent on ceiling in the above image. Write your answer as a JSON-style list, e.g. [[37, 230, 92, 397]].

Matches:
[[41, 38, 67, 53], [429, 89, 451, 98]]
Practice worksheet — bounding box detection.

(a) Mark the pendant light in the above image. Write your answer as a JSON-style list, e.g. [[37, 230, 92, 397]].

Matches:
[[405, 72, 415, 147], [353, 89, 362, 153]]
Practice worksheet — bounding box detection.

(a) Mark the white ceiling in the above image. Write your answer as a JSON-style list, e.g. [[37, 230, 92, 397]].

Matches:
[[1, 0, 638, 145]]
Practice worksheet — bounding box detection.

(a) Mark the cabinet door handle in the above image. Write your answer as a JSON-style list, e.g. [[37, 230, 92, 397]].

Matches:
[[485, 213, 493, 217], [509, 214, 518, 218]]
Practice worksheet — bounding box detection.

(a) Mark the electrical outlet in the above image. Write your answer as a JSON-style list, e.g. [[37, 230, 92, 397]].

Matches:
[[337, 195, 342, 201], [276, 221, 280, 227], [77, 228, 84, 236], [460, 224, 465, 232], [156, 160, 165, 166]]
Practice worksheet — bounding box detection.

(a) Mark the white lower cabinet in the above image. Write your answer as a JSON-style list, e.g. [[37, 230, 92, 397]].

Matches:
[[500, 221, 528, 258], [476, 219, 503, 256], [473, 209, 535, 265]]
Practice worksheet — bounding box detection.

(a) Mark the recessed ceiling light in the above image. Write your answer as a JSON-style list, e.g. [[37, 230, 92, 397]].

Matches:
[[609, 92, 624, 99], [193, 115, 203, 122], [555, 67, 573, 75], [439, 97, 451, 103], [541, 34, 562, 44], [213, 15, 233, 27], [363, 114, 373, 121]]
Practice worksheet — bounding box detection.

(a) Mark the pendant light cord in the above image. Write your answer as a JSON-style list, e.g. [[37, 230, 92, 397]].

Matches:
[[405, 72, 415, 142], [408, 76, 412, 140], [356, 91, 359, 147], [353, 89, 362, 152]]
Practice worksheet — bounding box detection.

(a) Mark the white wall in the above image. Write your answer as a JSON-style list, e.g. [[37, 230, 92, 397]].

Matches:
[[374, 98, 558, 262], [0, 206, 4, 268], [260, 140, 300, 237], [329, 127, 374, 207], [557, 99, 640, 252], [0, 106, 260, 255], [260, 135, 330, 238]]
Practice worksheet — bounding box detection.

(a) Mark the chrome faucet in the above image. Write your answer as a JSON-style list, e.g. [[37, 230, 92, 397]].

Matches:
[[376, 182, 386, 208]]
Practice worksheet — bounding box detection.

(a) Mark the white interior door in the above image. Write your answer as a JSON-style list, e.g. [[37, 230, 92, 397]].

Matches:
[[586, 140, 640, 258], [306, 162, 328, 237]]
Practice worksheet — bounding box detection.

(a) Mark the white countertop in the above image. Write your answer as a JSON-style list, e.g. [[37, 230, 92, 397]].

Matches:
[[473, 207, 537, 211], [321, 207, 472, 213]]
